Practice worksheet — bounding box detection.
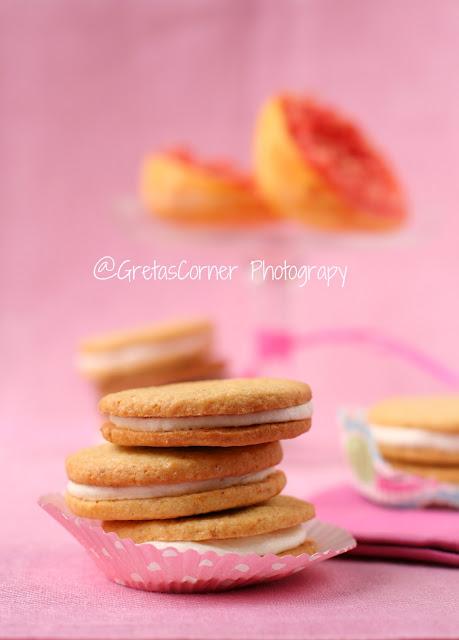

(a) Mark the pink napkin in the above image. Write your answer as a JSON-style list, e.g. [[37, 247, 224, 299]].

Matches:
[[311, 485, 459, 567]]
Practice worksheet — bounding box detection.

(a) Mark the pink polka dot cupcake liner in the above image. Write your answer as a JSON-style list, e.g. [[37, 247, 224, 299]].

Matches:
[[341, 408, 459, 509], [39, 494, 356, 593]]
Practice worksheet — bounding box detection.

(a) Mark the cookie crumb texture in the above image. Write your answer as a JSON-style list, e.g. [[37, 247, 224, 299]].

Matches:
[[65, 441, 283, 486], [99, 378, 312, 418], [101, 419, 311, 448], [103, 495, 315, 542]]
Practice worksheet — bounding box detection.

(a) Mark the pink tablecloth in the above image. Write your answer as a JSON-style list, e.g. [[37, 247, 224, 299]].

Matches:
[[1, 444, 458, 640], [2, 1, 459, 637], [311, 485, 459, 566], [3, 545, 458, 640]]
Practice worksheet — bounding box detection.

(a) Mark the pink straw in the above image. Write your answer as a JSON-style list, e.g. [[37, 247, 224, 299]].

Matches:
[[247, 327, 459, 389]]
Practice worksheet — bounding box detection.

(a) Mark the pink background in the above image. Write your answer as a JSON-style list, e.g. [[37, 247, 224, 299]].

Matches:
[[1, 2, 459, 637], [3, 0, 459, 453]]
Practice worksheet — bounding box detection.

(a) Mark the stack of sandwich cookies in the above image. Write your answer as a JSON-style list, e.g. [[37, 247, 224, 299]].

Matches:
[[103, 496, 317, 557], [77, 318, 226, 395], [99, 378, 312, 447], [368, 394, 459, 484], [60, 376, 331, 589], [65, 442, 285, 520]]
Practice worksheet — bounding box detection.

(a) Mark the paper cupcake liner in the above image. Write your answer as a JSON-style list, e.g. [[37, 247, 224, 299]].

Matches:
[[340, 408, 459, 509], [39, 494, 356, 593]]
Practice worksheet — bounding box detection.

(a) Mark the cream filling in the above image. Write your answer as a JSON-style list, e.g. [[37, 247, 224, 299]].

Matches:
[[77, 334, 209, 375], [370, 424, 459, 452], [66, 466, 277, 501], [109, 401, 313, 433], [144, 524, 308, 556]]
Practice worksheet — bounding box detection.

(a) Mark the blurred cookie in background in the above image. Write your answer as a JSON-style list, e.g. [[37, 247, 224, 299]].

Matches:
[[389, 461, 459, 486], [77, 318, 226, 395], [96, 356, 226, 396], [368, 394, 459, 474]]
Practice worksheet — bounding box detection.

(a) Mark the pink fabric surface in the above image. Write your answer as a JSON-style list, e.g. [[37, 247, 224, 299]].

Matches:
[[2, 2, 459, 638], [3, 0, 459, 463], [311, 485, 459, 566], [2, 455, 459, 639], [352, 544, 459, 567], [3, 545, 459, 640]]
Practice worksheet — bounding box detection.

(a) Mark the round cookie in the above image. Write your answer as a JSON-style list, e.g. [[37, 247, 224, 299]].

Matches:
[[65, 442, 285, 520], [99, 378, 312, 448], [100, 377, 310, 417], [101, 420, 309, 448], [78, 318, 213, 382], [80, 318, 212, 355], [390, 461, 459, 485], [66, 442, 282, 485], [97, 357, 226, 396], [368, 395, 459, 432], [103, 495, 315, 543], [376, 444, 459, 466], [368, 394, 459, 466], [66, 474, 286, 521]]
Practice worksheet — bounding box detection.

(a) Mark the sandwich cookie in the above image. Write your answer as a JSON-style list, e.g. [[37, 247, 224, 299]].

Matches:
[[99, 377, 312, 447], [368, 394, 459, 466], [96, 356, 226, 396], [65, 442, 285, 520], [390, 461, 459, 485], [103, 495, 317, 556], [77, 318, 214, 383]]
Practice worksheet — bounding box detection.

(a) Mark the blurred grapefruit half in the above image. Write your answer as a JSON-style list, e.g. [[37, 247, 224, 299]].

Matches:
[[254, 95, 407, 232], [140, 149, 276, 227]]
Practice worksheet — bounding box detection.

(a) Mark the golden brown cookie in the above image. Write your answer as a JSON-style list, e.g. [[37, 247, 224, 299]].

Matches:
[[66, 442, 282, 486], [101, 420, 310, 448], [368, 395, 459, 432], [390, 461, 459, 485], [278, 540, 317, 556], [100, 378, 310, 417], [377, 444, 459, 466], [66, 472, 286, 520], [97, 357, 226, 396], [65, 442, 285, 520], [369, 394, 459, 466], [103, 495, 315, 542], [77, 318, 213, 382], [81, 318, 212, 354], [99, 378, 312, 447]]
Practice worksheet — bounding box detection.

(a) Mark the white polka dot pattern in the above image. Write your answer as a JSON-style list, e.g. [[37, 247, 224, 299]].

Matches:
[[39, 493, 356, 593]]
